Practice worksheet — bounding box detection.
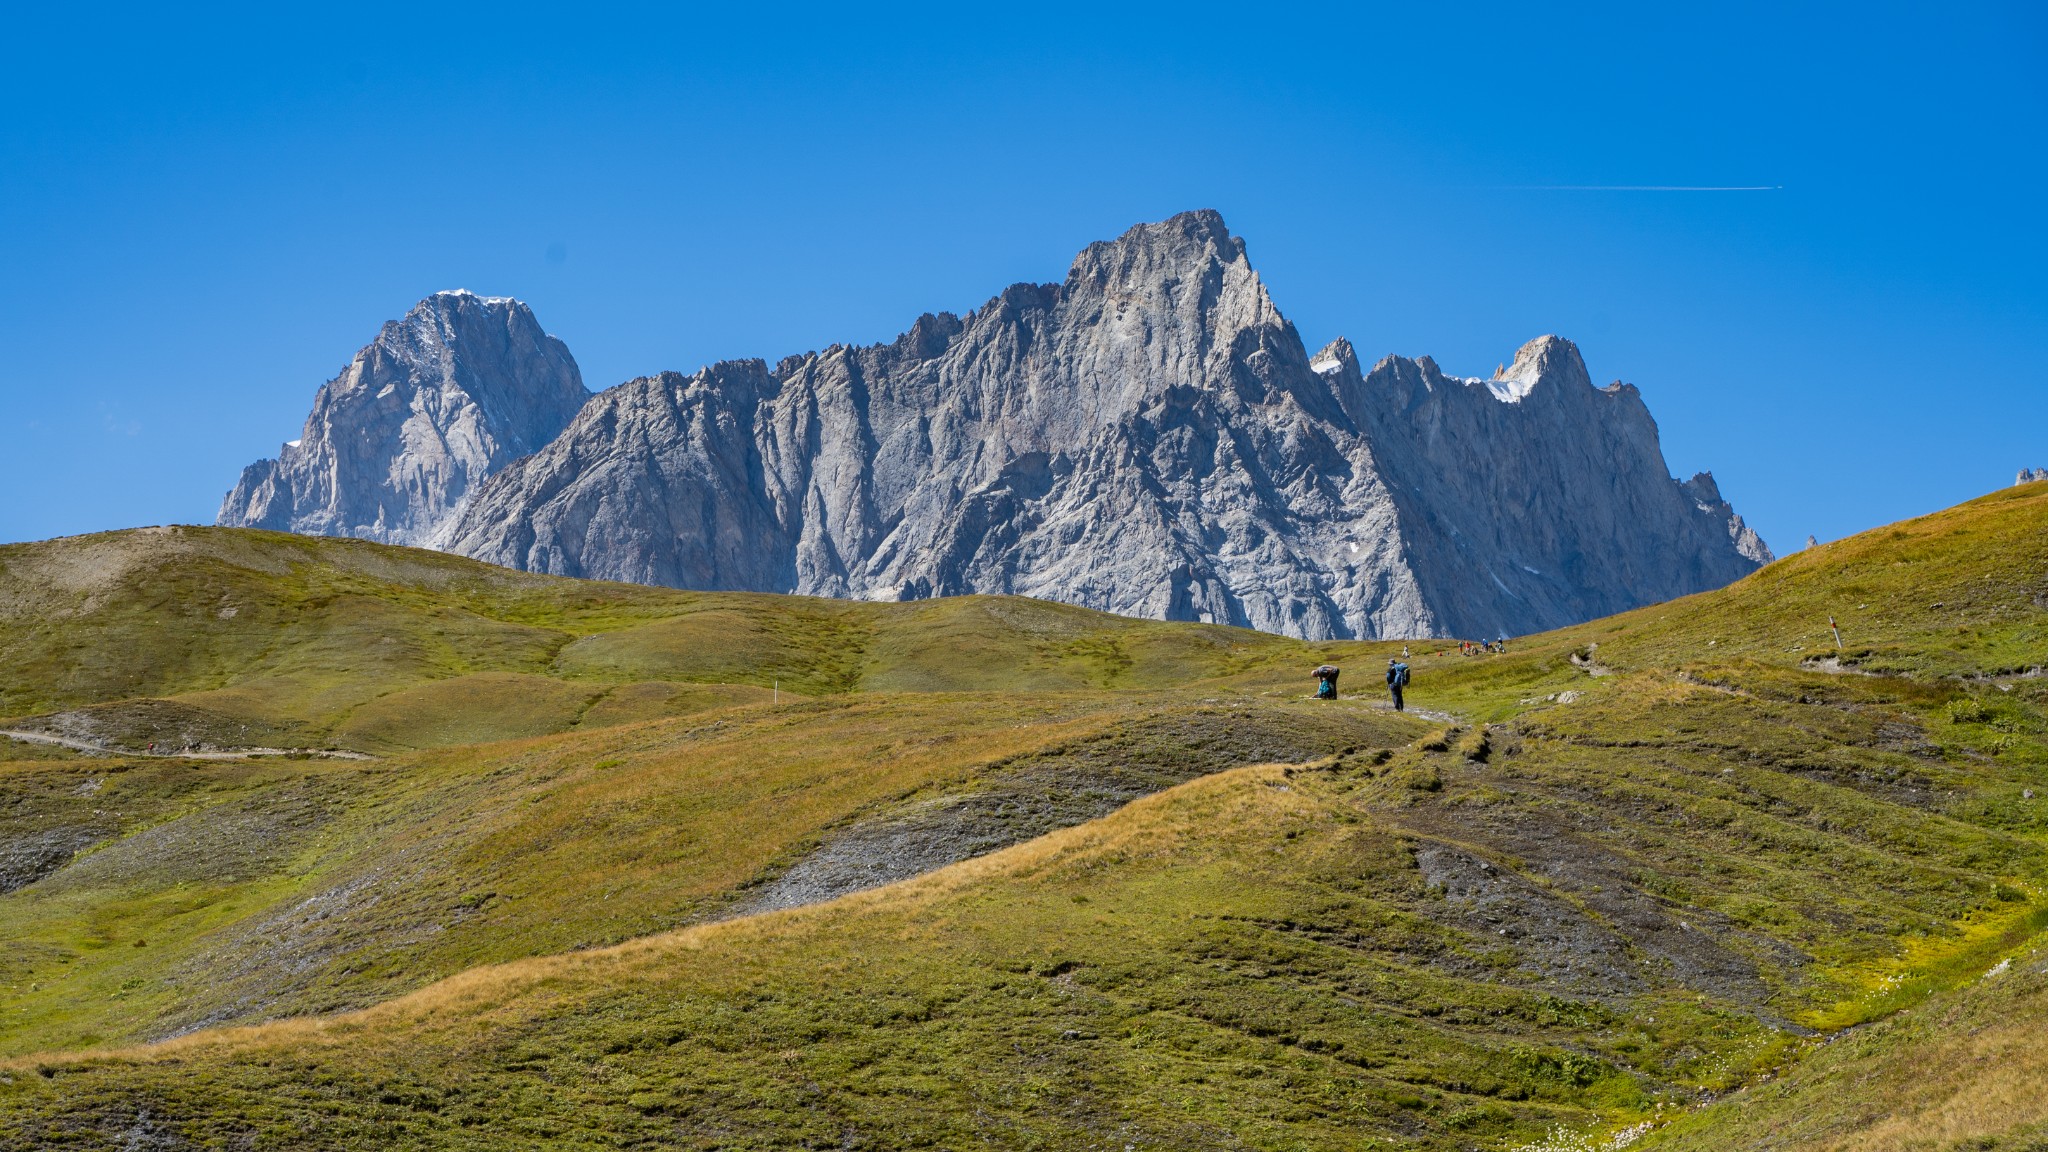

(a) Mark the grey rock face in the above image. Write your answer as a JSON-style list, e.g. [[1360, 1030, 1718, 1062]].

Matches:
[[1309, 334, 1772, 636], [441, 211, 1768, 639], [218, 291, 588, 546], [2019, 467, 2046, 485]]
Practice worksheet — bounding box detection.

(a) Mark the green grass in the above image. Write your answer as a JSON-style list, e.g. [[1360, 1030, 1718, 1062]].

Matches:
[[0, 483, 2043, 1149], [0, 693, 1417, 1057], [0, 526, 1308, 749], [1642, 925, 2048, 1151]]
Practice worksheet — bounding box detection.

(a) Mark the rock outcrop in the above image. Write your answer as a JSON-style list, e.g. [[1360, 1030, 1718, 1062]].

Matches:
[[217, 291, 589, 547], [427, 211, 1767, 639]]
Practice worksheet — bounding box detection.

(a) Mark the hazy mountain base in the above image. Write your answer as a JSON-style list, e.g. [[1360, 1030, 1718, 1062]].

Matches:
[[0, 484, 2042, 1149]]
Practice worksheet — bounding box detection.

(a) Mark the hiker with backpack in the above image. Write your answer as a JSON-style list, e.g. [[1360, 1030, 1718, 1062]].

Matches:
[[1386, 657, 1410, 711], [1313, 664, 1341, 700]]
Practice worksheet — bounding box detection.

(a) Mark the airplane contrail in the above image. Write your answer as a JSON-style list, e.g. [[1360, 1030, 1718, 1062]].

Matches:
[[1504, 185, 1784, 191]]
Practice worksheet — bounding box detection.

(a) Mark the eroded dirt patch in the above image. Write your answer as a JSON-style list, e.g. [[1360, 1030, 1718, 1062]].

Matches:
[[7, 698, 328, 756], [0, 824, 108, 894], [730, 705, 1413, 916], [40, 783, 340, 893], [1412, 843, 1646, 997]]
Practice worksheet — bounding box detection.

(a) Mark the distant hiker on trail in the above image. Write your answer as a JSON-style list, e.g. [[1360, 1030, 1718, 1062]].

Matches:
[[1386, 658, 1410, 711], [1313, 665, 1341, 700]]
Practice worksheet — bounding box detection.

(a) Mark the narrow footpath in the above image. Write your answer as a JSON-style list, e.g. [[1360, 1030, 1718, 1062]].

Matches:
[[0, 729, 374, 761]]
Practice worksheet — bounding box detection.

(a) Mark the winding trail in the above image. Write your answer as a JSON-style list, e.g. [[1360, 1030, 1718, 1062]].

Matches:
[[0, 729, 374, 761]]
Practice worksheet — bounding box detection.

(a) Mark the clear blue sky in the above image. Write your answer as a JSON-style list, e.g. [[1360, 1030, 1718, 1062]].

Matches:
[[3, 2, 2042, 554]]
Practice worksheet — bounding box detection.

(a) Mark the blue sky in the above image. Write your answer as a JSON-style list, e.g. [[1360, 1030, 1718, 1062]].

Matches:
[[2, 2, 2042, 554]]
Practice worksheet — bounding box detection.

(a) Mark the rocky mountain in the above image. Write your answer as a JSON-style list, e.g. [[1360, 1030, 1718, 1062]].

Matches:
[[217, 291, 589, 547], [1302, 332, 1771, 637], [225, 212, 1768, 640]]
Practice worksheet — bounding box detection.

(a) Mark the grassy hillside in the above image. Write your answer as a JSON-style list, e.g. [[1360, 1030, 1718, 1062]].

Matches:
[[0, 525, 1325, 753], [1, 483, 2045, 1149], [0, 693, 1414, 1057], [1649, 937, 2048, 1151], [0, 526, 1420, 1057]]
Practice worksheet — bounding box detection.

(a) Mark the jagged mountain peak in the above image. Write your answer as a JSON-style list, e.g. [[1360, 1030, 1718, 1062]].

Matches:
[[217, 293, 588, 548], [1067, 209, 1248, 287], [380, 291, 539, 348], [1682, 470, 1726, 504], [1681, 470, 1774, 564], [1309, 337, 1358, 377], [1486, 334, 1590, 402], [426, 287, 520, 304], [399, 289, 544, 333], [234, 212, 1767, 640], [1111, 207, 1237, 254]]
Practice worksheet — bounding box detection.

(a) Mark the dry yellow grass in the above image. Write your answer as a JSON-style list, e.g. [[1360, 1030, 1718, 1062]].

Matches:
[[0, 762, 1305, 1072], [1843, 1014, 2048, 1150], [1645, 940, 2048, 1151]]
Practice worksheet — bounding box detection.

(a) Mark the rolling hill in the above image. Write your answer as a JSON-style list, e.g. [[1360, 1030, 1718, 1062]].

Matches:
[[0, 481, 2044, 1150]]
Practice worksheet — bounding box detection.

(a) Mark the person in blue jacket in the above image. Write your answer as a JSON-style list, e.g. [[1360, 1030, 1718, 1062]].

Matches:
[[1386, 657, 1410, 711]]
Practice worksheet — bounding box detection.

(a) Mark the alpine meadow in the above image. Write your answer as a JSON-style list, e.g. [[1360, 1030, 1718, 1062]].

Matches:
[[5, 9, 2046, 1148], [1, 480, 2044, 1150]]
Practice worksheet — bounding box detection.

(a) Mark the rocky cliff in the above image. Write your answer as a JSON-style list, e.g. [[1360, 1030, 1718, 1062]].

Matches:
[[1305, 333, 1771, 636], [225, 212, 1768, 640], [217, 291, 589, 547]]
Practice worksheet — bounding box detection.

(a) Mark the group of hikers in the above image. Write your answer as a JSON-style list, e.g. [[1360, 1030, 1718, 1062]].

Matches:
[[1311, 658, 1411, 711], [1313, 628, 1521, 709], [1311, 631, 1517, 711]]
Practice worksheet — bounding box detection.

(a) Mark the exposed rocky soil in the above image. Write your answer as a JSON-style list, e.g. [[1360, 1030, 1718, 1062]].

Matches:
[[39, 783, 339, 894], [1402, 809, 1807, 1020], [730, 705, 1399, 916], [0, 824, 107, 895], [3, 699, 360, 758], [1411, 842, 1647, 998]]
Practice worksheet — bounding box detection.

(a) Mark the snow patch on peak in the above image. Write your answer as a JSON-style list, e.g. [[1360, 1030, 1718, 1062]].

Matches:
[[1466, 365, 1538, 403], [1483, 372, 1539, 403], [1310, 337, 1355, 377], [1473, 334, 1589, 402], [430, 289, 519, 306]]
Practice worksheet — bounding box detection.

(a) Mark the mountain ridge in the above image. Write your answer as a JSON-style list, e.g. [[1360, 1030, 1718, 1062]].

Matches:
[[222, 211, 1768, 640]]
